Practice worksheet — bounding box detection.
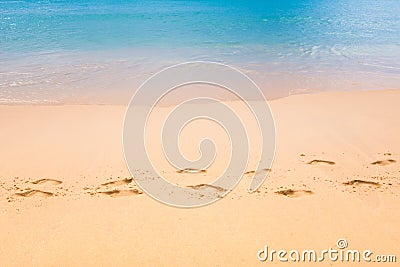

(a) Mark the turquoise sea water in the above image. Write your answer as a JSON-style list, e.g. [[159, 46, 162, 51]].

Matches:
[[1, 0, 399, 104]]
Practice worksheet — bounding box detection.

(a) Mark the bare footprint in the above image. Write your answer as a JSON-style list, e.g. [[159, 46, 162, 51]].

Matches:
[[275, 189, 314, 198], [101, 189, 142, 198], [15, 189, 53, 198], [308, 160, 336, 166], [343, 180, 381, 187], [187, 184, 227, 192], [371, 159, 396, 166], [32, 179, 62, 186], [177, 168, 206, 174], [101, 178, 133, 187]]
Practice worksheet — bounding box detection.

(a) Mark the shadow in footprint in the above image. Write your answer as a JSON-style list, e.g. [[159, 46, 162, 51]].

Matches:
[[101, 178, 133, 187], [244, 168, 271, 175], [371, 159, 396, 166], [308, 160, 335, 166], [343, 180, 381, 187], [101, 189, 142, 198], [275, 189, 314, 198], [187, 184, 227, 192]]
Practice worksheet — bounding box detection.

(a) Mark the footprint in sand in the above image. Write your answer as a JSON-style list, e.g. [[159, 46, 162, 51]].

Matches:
[[32, 178, 62, 186], [308, 160, 336, 166], [187, 184, 227, 192], [186, 184, 227, 199], [15, 189, 53, 198], [91, 178, 143, 198], [14, 178, 63, 198], [177, 168, 206, 174], [101, 189, 142, 198], [244, 168, 271, 175], [100, 178, 133, 187], [370, 159, 396, 166], [343, 180, 381, 188], [275, 189, 314, 198]]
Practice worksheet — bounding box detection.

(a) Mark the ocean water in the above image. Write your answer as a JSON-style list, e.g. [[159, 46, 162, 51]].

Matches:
[[1, 0, 399, 104]]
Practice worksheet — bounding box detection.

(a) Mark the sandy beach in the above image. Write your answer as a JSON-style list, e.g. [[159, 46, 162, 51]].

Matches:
[[0, 89, 399, 266]]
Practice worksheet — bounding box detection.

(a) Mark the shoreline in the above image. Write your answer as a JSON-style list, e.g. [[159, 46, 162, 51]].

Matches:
[[1, 88, 399, 107]]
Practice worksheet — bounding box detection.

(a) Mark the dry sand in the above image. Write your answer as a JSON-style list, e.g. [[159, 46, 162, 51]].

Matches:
[[0, 89, 399, 266]]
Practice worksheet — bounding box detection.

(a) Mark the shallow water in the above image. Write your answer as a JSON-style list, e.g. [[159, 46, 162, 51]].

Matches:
[[1, 0, 399, 104]]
